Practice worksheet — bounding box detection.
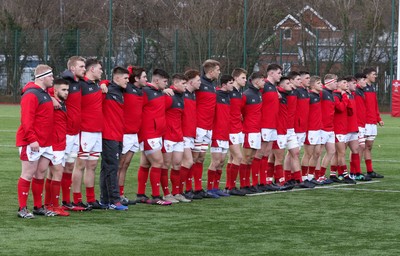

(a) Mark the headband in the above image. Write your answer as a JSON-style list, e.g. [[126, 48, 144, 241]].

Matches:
[[325, 79, 335, 85], [35, 70, 53, 79]]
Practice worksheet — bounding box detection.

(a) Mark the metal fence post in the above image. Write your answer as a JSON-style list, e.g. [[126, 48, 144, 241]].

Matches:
[[352, 30, 357, 75], [13, 29, 19, 103], [44, 29, 48, 64], [76, 28, 80, 56], [140, 29, 144, 67], [315, 29, 319, 76]]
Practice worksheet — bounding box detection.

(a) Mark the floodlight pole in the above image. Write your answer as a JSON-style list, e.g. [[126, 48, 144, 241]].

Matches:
[[397, 0, 400, 80]]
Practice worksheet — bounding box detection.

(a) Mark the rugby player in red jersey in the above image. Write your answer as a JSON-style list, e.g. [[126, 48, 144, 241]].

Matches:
[[180, 70, 201, 200], [44, 79, 70, 216], [161, 74, 191, 203], [207, 75, 234, 197], [72, 58, 105, 210], [363, 67, 384, 179], [16, 65, 56, 218], [239, 72, 264, 194], [135, 69, 172, 205], [192, 59, 221, 198], [225, 68, 247, 196]]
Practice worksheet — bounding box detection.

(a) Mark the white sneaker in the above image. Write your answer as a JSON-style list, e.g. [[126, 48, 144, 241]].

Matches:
[[173, 194, 192, 203], [163, 194, 179, 203]]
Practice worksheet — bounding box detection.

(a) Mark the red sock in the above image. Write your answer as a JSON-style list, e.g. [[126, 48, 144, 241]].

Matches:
[[17, 177, 31, 209], [187, 166, 194, 191], [230, 164, 240, 189], [320, 167, 327, 178], [213, 170, 222, 190], [170, 169, 180, 195], [193, 162, 203, 191], [301, 166, 308, 177], [32, 178, 44, 208], [245, 164, 251, 187], [309, 166, 316, 176], [180, 166, 190, 194], [239, 163, 247, 188], [160, 168, 170, 195], [284, 170, 291, 181], [207, 170, 215, 190], [137, 166, 150, 195], [266, 162, 274, 184], [119, 185, 125, 196], [61, 172, 72, 203], [251, 158, 261, 186], [275, 165, 284, 184], [86, 186, 95, 203], [341, 165, 348, 176], [73, 192, 82, 204], [150, 167, 162, 197], [50, 180, 61, 207], [352, 153, 361, 174], [225, 163, 232, 189], [330, 165, 337, 176], [259, 157, 268, 185], [365, 159, 373, 173], [44, 178, 52, 206], [293, 171, 302, 182]]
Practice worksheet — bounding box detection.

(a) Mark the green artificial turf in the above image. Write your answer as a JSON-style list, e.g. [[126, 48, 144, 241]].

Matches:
[[1, 104, 400, 255]]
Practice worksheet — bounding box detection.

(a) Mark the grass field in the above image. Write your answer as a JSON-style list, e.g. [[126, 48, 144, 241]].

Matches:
[[1, 104, 400, 256]]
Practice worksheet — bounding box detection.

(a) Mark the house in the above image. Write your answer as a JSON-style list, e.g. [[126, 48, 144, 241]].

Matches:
[[256, 5, 343, 75]]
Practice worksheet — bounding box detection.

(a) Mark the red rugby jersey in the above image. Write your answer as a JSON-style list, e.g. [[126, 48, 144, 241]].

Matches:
[[52, 99, 67, 151], [307, 91, 322, 131], [229, 87, 243, 134], [355, 86, 366, 127], [212, 89, 231, 141], [294, 86, 310, 133], [81, 78, 103, 132], [261, 80, 279, 129], [347, 92, 358, 133], [139, 84, 166, 140], [124, 83, 143, 134], [61, 70, 82, 135], [364, 84, 382, 124], [165, 86, 184, 142], [196, 75, 216, 130], [182, 89, 197, 138], [16, 84, 54, 147], [276, 87, 289, 135], [286, 88, 297, 129], [333, 90, 350, 135], [321, 87, 335, 132], [102, 83, 124, 142], [242, 84, 262, 133]]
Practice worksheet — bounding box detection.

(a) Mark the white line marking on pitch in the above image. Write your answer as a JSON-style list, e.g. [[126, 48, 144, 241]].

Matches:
[[329, 187, 400, 193], [0, 130, 15, 132], [246, 180, 381, 197]]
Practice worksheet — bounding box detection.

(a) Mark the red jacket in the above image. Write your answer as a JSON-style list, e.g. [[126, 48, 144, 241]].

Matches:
[[52, 99, 67, 150], [81, 78, 103, 132], [286, 89, 297, 129], [364, 84, 382, 124], [277, 87, 289, 135], [123, 83, 143, 134], [139, 84, 166, 140], [16, 83, 54, 147], [308, 91, 322, 131], [229, 87, 243, 134], [242, 84, 262, 133], [347, 92, 358, 133], [165, 86, 184, 142], [182, 89, 197, 138], [333, 90, 350, 135], [294, 87, 310, 133], [61, 70, 82, 135], [355, 86, 366, 127], [261, 80, 279, 129], [196, 75, 216, 130], [212, 89, 230, 141], [102, 83, 124, 141], [321, 87, 335, 132]]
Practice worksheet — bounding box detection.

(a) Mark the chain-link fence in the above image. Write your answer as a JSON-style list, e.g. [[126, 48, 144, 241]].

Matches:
[[0, 27, 395, 110]]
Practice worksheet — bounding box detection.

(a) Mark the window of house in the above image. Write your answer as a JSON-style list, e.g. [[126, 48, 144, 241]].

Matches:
[[283, 29, 292, 39]]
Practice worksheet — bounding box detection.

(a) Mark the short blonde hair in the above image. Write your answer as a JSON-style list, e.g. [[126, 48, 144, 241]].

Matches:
[[34, 64, 52, 77]]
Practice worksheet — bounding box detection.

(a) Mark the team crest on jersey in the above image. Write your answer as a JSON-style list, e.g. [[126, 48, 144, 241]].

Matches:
[[222, 98, 225, 102], [44, 96, 47, 99], [252, 99, 255, 102], [154, 92, 157, 95], [178, 102, 181, 106], [204, 86, 208, 90], [89, 87, 93, 91]]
